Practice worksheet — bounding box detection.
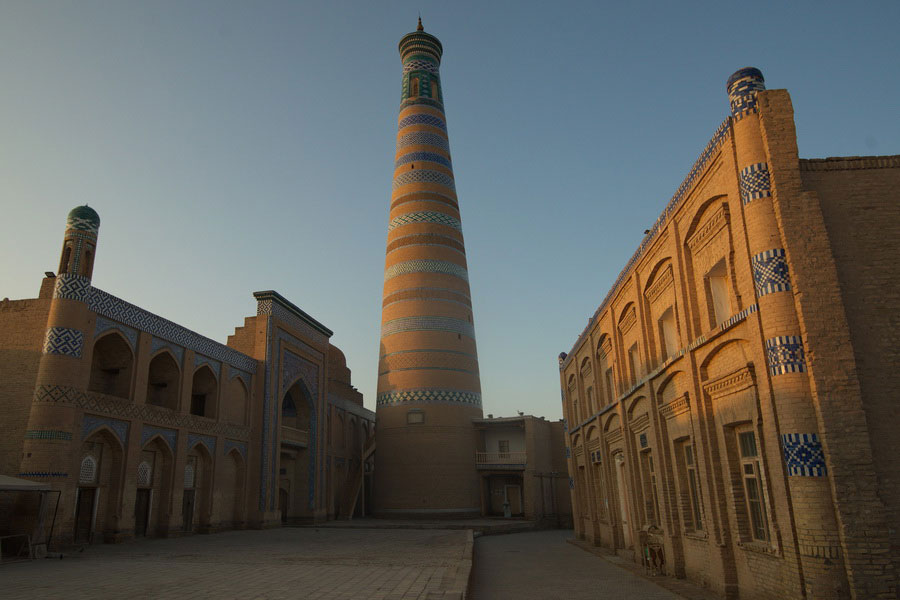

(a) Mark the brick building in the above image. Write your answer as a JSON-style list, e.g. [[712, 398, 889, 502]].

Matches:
[[0, 205, 374, 548], [558, 68, 899, 599]]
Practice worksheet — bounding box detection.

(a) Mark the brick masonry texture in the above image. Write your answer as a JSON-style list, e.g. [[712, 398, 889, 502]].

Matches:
[[558, 70, 899, 599]]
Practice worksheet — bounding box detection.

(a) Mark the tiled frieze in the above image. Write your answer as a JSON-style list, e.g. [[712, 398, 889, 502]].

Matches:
[[388, 211, 461, 231], [33, 385, 250, 439], [24, 429, 73, 441], [193, 353, 222, 377], [383, 286, 472, 308], [224, 439, 248, 458], [739, 162, 773, 205], [90, 287, 256, 372], [782, 433, 827, 476], [141, 425, 177, 451], [381, 315, 475, 339], [396, 131, 449, 152], [727, 67, 765, 120], [383, 259, 468, 283], [81, 414, 129, 444], [66, 216, 99, 234], [395, 151, 452, 169], [53, 273, 91, 302], [402, 58, 439, 74], [397, 113, 446, 131], [43, 327, 84, 357], [392, 170, 455, 191], [150, 336, 185, 365], [765, 335, 807, 375], [94, 316, 138, 350], [376, 388, 481, 407], [752, 248, 792, 297], [228, 365, 254, 385]]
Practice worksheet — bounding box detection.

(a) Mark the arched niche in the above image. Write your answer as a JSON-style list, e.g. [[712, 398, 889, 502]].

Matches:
[[190, 365, 218, 419], [88, 332, 134, 399], [146, 351, 181, 410]]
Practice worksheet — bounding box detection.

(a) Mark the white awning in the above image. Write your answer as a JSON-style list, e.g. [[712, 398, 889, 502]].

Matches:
[[0, 475, 52, 491]]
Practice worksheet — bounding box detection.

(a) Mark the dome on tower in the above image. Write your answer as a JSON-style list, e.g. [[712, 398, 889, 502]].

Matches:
[[66, 205, 100, 233]]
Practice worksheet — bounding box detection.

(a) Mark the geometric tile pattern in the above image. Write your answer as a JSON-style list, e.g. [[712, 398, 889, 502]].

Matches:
[[400, 97, 445, 112], [402, 58, 439, 75], [90, 286, 256, 372], [24, 430, 73, 441], [375, 388, 482, 407], [224, 439, 248, 459], [18, 472, 69, 478], [393, 170, 455, 191], [228, 366, 254, 385], [81, 414, 129, 444], [188, 433, 217, 454], [395, 151, 452, 169], [388, 211, 461, 231], [256, 297, 331, 348], [53, 273, 91, 302], [739, 162, 772, 205], [752, 248, 791, 297], [67, 215, 100, 234], [33, 384, 250, 439], [381, 315, 475, 340], [194, 353, 222, 377], [95, 316, 138, 350], [782, 433, 827, 477], [727, 67, 766, 120], [396, 131, 449, 152], [384, 259, 468, 283], [150, 336, 185, 366], [397, 113, 446, 132], [43, 327, 84, 357], [141, 425, 177, 452], [765, 335, 807, 376]]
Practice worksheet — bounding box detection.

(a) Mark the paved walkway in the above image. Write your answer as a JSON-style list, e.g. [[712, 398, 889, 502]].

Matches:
[[1, 527, 471, 599], [470, 529, 682, 600]]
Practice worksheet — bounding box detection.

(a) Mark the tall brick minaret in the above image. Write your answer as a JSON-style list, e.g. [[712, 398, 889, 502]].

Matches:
[[374, 19, 482, 517]]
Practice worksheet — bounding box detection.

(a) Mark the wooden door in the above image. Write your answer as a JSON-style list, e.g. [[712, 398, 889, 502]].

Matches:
[[506, 485, 523, 515], [74, 488, 95, 543], [134, 489, 151, 536]]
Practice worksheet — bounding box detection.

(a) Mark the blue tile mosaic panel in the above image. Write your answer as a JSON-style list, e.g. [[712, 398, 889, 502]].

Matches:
[[782, 433, 827, 476], [81, 414, 129, 444], [384, 259, 468, 283], [739, 162, 772, 205], [727, 68, 765, 119], [392, 170, 455, 192], [376, 388, 481, 407], [141, 425, 177, 452], [224, 439, 248, 458], [396, 131, 449, 152], [395, 151, 452, 169], [188, 433, 216, 454], [752, 249, 791, 297], [94, 316, 138, 350], [194, 353, 222, 377], [397, 113, 446, 131], [43, 327, 84, 357], [765, 335, 806, 376], [402, 58, 439, 74], [53, 273, 91, 302]]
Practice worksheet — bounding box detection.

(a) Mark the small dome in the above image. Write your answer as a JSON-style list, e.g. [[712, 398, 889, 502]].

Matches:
[[67, 205, 100, 233]]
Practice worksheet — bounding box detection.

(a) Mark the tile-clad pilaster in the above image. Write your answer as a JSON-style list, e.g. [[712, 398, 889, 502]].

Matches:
[[729, 68, 848, 598], [374, 22, 482, 516]]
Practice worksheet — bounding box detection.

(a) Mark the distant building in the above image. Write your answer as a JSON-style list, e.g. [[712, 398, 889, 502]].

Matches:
[[0, 205, 373, 548], [559, 68, 899, 599], [474, 415, 571, 526]]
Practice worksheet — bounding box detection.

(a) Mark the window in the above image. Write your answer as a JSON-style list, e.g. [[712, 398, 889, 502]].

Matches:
[[406, 410, 424, 424], [79, 455, 98, 485], [59, 244, 72, 274], [498, 440, 510, 458], [707, 259, 731, 326], [658, 307, 679, 361], [410, 76, 420, 97], [680, 442, 703, 531], [737, 428, 769, 541], [431, 79, 439, 100], [639, 449, 660, 526], [586, 387, 594, 414]]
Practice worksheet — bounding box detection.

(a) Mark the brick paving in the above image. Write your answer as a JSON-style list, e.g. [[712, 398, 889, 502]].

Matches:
[[470, 529, 683, 599], [1, 527, 471, 600]]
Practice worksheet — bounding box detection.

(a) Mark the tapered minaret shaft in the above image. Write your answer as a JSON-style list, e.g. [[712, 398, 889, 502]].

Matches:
[[373, 21, 483, 517]]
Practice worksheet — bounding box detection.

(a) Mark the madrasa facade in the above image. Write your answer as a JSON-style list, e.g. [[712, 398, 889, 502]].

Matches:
[[558, 68, 899, 599], [0, 203, 375, 544]]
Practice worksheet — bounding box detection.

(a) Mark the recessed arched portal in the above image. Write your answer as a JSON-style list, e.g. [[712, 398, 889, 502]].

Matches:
[[75, 428, 124, 544], [88, 332, 134, 399], [278, 380, 315, 524]]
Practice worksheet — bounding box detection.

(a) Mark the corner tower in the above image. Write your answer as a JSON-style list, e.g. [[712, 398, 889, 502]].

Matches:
[[374, 20, 483, 517]]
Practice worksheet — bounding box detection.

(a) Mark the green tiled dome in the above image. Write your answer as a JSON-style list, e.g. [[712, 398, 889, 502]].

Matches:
[[66, 205, 100, 233]]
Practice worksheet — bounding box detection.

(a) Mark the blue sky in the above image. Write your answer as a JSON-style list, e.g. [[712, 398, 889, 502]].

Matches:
[[2, 1, 898, 419]]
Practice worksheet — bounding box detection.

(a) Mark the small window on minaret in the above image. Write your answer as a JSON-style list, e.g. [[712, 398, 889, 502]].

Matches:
[[410, 77, 420, 98], [431, 80, 439, 100], [59, 245, 72, 274]]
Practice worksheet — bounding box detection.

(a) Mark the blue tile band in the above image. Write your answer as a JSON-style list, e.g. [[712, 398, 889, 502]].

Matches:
[[782, 433, 827, 476], [396, 131, 449, 152], [765, 335, 806, 375], [389, 211, 461, 231], [395, 151, 452, 169], [381, 315, 475, 339], [43, 327, 84, 357], [393, 169, 455, 192], [376, 388, 481, 407], [752, 248, 791, 297], [384, 259, 468, 283], [398, 113, 446, 132], [740, 162, 772, 205]]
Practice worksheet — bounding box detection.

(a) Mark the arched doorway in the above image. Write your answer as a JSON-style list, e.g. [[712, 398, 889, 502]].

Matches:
[[279, 380, 314, 524], [217, 449, 245, 529], [135, 436, 173, 538], [75, 429, 124, 544], [183, 443, 213, 533]]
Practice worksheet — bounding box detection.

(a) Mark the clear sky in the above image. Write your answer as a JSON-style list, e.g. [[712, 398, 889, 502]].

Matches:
[[2, 1, 898, 420]]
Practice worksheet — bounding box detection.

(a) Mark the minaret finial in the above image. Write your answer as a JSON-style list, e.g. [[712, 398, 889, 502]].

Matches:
[[417, 15, 423, 31]]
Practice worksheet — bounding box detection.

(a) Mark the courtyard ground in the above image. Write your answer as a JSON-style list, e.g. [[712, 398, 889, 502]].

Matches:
[[0, 527, 471, 599]]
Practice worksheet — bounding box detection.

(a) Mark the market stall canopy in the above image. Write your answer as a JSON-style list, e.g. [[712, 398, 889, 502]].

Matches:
[[0, 475, 51, 491]]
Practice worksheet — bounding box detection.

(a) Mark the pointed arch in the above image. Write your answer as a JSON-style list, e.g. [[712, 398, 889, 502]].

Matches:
[[88, 331, 135, 399], [147, 350, 181, 410]]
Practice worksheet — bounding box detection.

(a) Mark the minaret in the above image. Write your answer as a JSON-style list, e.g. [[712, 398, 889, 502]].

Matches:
[[374, 20, 483, 517]]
